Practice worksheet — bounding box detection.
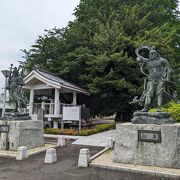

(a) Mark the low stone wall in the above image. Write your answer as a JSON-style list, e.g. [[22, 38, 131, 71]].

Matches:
[[113, 123, 180, 168]]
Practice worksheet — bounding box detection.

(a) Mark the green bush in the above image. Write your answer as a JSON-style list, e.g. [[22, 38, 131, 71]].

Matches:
[[95, 123, 116, 132], [78, 129, 98, 136], [44, 123, 116, 136], [44, 128, 78, 135], [150, 101, 180, 122]]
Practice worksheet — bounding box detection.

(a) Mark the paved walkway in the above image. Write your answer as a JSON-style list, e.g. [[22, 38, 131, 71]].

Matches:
[[45, 129, 115, 147], [72, 130, 115, 147]]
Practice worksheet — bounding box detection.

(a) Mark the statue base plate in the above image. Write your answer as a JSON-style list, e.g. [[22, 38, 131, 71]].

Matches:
[[131, 112, 174, 125], [1, 112, 31, 120]]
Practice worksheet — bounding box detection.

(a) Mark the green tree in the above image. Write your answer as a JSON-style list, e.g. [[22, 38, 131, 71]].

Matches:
[[24, 0, 180, 121]]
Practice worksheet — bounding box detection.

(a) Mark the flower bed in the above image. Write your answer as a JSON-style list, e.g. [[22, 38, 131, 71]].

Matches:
[[44, 123, 116, 136]]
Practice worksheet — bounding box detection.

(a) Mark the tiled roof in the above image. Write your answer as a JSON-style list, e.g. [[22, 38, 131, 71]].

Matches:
[[34, 67, 89, 94]]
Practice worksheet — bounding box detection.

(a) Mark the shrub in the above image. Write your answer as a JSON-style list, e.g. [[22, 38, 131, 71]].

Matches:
[[44, 123, 116, 136], [164, 101, 180, 122], [44, 128, 78, 135], [150, 101, 180, 122], [95, 123, 116, 132], [78, 129, 98, 136]]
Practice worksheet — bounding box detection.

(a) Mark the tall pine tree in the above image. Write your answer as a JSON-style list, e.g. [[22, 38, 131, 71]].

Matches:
[[24, 0, 180, 121]]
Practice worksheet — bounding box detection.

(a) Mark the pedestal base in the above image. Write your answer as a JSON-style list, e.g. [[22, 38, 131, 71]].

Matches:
[[131, 112, 174, 124], [113, 123, 180, 168], [0, 120, 44, 150]]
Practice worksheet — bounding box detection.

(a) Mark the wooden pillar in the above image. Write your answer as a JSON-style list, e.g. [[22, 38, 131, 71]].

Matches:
[[73, 91, 77, 105], [29, 89, 34, 115]]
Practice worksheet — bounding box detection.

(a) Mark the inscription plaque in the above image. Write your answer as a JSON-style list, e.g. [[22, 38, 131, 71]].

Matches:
[[138, 130, 161, 143], [0, 125, 10, 133]]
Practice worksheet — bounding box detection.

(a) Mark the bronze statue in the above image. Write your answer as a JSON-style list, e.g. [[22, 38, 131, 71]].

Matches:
[[131, 45, 179, 112], [7, 64, 27, 112]]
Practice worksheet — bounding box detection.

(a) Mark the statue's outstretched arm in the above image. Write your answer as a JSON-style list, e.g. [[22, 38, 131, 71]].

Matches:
[[136, 56, 149, 63]]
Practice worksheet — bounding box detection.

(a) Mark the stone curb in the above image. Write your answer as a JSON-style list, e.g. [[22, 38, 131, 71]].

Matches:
[[90, 147, 109, 161], [0, 153, 16, 158], [90, 163, 180, 179], [0, 144, 60, 159], [44, 134, 81, 140], [28, 144, 59, 157]]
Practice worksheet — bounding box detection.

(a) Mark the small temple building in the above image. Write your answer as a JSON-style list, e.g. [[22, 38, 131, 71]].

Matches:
[[23, 67, 89, 128]]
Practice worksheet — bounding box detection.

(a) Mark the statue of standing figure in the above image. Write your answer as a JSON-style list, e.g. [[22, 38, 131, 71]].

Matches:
[[131, 45, 179, 112], [7, 64, 27, 112]]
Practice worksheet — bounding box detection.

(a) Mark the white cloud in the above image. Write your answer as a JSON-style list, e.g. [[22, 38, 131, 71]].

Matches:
[[0, 0, 80, 92]]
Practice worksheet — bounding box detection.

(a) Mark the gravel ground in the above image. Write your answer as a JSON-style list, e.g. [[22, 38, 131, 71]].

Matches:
[[0, 141, 179, 180]]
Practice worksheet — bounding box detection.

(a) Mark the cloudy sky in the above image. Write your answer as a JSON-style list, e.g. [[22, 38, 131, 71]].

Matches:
[[0, 0, 80, 92]]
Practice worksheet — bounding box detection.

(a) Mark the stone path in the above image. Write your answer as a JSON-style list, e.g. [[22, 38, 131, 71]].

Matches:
[[72, 130, 115, 147]]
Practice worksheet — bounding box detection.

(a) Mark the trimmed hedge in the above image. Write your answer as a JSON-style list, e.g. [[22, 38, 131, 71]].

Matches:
[[44, 123, 116, 136], [150, 101, 180, 122]]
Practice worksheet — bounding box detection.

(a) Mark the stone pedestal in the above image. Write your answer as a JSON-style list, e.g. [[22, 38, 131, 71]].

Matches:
[[0, 120, 44, 151], [113, 123, 180, 168]]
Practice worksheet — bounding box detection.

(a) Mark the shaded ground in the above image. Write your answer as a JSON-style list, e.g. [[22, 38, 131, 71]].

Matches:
[[0, 141, 178, 180]]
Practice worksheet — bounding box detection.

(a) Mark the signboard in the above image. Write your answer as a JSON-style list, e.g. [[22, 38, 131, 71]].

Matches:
[[0, 125, 10, 133], [62, 106, 81, 121], [138, 130, 161, 143]]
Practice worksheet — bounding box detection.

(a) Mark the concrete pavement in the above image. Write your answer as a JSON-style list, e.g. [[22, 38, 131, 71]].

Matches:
[[45, 129, 116, 147], [72, 130, 115, 147]]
